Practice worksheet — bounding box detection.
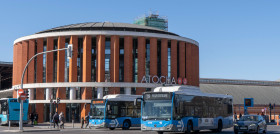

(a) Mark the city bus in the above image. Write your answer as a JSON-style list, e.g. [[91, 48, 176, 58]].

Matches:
[[90, 94, 141, 130], [137, 86, 233, 134], [0, 98, 29, 125]]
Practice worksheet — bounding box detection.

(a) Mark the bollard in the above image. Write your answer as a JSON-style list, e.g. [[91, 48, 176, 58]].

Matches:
[[72, 120, 74, 128], [8, 121, 10, 130]]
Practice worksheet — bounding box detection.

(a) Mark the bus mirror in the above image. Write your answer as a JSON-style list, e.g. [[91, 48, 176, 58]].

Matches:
[[107, 105, 110, 111], [134, 98, 142, 106]]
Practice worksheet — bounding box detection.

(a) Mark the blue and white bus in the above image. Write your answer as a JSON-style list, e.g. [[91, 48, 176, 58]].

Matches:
[[138, 86, 233, 134], [90, 94, 141, 130], [0, 98, 29, 125]]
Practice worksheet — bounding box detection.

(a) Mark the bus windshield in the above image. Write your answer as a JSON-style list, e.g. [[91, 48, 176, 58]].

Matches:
[[91, 104, 105, 119], [142, 100, 172, 121]]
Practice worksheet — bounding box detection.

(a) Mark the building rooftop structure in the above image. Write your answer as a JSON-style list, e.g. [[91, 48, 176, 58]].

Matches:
[[200, 78, 280, 105], [37, 22, 174, 35], [134, 14, 168, 31]]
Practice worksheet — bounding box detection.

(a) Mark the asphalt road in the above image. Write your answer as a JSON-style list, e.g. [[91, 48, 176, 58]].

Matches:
[[1, 126, 280, 134]]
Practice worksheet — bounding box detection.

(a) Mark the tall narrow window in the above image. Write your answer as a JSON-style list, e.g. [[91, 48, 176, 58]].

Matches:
[[43, 41, 46, 100], [76, 38, 83, 100], [105, 38, 111, 82], [91, 37, 96, 82], [132, 38, 138, 95], [43, 41, 47, 83], [157, 40, 161, 76], [53, 39, 58, 82], [145, 39, 151, 92], [177, 41, 180, 78], [119, 38, 124, 94], [77, 38, 83, 82], [145, 39, 150, 76], [104, 37, 111, 96], [168, 41, 171, 78], [65, 38, 70, 99], [91, 37, 97, 99]]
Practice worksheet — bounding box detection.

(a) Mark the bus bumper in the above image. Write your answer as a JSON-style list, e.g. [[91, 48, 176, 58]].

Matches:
[[141, 124, 174, 131], [90, 122, 106, 128]]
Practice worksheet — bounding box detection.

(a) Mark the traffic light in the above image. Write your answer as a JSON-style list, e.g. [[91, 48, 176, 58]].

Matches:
[[245, 98, 252, 107], [57, 98, 60, 104], [25, 90, 29, 100], [67, 44, 73, 59], [269, 103, 272, 109]]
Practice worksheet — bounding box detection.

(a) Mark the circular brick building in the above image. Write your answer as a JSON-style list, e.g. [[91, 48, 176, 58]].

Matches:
[[12, 22, 199, 122]]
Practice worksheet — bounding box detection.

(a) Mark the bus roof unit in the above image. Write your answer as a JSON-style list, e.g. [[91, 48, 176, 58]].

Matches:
[[103, 94, 142, 101], [153, 86, 232, 98]]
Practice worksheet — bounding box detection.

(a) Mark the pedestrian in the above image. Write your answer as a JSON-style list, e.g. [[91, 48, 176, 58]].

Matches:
[[53, 112, 59, 128], [239, 113, 242, 119], [85, 112, 90, 128], [34, 112, 38, 125], [29, 113, 34, 125], [81, 117, 84, 128], [59, 112, 65, 129], [234, 113, 237, 122]]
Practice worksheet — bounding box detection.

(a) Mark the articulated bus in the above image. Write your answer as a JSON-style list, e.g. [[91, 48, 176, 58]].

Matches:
[[90, 94, 141, 130], [0, 98, 29, 125], [138, 86, 233, 134]]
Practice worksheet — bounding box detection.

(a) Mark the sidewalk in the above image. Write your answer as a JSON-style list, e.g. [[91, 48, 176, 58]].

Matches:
[[2, 122, 90, 132]]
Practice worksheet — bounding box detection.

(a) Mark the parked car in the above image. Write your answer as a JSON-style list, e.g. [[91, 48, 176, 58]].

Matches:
[[234, 115, 267, 134]]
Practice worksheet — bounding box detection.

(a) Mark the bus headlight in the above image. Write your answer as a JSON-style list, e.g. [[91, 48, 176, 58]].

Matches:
[[166, 124, 173, 130], [141, 124, 147, 130], [101, 122, 105, 127]]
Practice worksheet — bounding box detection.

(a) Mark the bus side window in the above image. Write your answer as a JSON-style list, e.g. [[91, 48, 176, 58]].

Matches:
[[0, 101, 2, 114]]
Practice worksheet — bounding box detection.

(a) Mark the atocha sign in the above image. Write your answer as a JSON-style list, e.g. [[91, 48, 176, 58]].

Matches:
[[141, 76, 188, 85]]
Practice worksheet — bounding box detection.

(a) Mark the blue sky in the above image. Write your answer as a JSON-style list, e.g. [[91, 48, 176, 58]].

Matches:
[[0, 0, 279, 81]]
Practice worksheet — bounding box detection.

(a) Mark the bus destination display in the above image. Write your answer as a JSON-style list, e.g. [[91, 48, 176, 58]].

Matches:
[[144, 93, 172, 100], [92, 100, 105, 104]]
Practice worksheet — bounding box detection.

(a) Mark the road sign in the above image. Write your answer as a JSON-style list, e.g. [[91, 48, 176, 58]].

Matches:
[[19, 93, 27, 100], [178, 77, 182, 85], [183, 78, 187, 85], [18, 89, 24, 96]]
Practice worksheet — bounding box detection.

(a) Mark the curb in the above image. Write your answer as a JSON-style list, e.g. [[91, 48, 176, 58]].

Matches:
[[3, 129, 60, 132]]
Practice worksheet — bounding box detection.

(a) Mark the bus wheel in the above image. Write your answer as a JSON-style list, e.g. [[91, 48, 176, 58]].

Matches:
[[157, 131, 163, 134], [214, 120, 223, 132], [185, 121, 193, 134], [122, 120, 131, 130], [109, 127, 115, 130]]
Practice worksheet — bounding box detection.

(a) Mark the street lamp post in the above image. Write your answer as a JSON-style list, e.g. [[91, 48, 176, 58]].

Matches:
[[18, 44, 73, 130]]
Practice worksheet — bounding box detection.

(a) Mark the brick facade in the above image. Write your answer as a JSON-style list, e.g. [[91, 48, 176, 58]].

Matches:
[[12, 32, 200, 123]]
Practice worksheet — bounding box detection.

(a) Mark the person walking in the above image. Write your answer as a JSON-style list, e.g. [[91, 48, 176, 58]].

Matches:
[[81, 117, 85, 128], [239, 113, 242, 120], [234, 113, 237, 122], [53, 112, 59, 128], [59, 112, 65, 129], [85, 113, 90, 128], [29, 113, 34, 125], [34, 112, 38, 125]]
